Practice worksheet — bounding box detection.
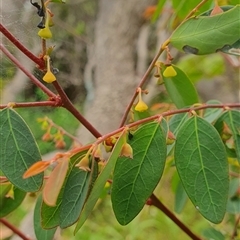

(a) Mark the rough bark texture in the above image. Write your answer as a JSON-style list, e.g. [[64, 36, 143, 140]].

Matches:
[[77, 0, 156, 143]]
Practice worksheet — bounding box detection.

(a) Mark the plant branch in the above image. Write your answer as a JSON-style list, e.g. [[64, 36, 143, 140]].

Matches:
[[119, 0, 210, 128], [0, 218, 32, 240], [44, 117, 82, 144], [0, 23, 45, 69], [124, 103, 240, 132], [185, 0, 210, 20], [75, 103, 240, 148], [0, 44, 56, 98], [231, 214, 240, 240], [119, 39, 170, 127], [52, 81, 102, 139], [0, 101, 58, 109], [150, 194, 203, 240]]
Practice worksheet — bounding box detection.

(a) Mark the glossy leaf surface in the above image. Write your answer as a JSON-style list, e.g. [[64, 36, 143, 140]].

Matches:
[[111, 122, 167, 225], [0, 108, 43, 192], [175, 116, 229, 223]]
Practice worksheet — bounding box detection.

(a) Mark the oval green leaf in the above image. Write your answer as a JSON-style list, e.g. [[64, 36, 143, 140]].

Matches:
[[170, 5, 240, 55], [175, 116, 229, 223], [74, 131, 126, 234], [214, 110, 240, 163], [41, 150, 87, 229], [0, 186, 26, 217], [203, 100, 223, 123], [111, 122, 167, 225], [162, 65, 199, 109], [34, 195, 57, 240], [202, 227, 225, 240], [60, 159, 98, 228], [0, 108, 43, 192]]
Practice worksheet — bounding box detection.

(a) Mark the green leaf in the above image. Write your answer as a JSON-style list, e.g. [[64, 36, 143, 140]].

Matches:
[[226, 196, 240, 214], [0, 186, 26, 217], [0, 108, 43, 192], [162, 65, 199, 108], [202, 227, 225, 240], [41, 150, 87, 229], [111, 122, 167, 225], [175, 116, 229, 223], [74, 131, 126, 234], [226, 178, 240, 214], [168, 112, 188, 154], [0, 183, 11, 201], [151, 0, 167, 23], [174, 177, 188, 214], [171, 0, 212, 19], [59, 159, 98, 228], [228, 178, 240, 197], [177, 54, 225, 83], [203, 100, 223, 123], [214, 110, 240, 162], [34, 195, 57, 240], [170, 5, 240, 55]]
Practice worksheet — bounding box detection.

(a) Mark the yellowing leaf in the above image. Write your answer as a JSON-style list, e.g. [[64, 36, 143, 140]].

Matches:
[[43, 159, 69, 206], [23, 161, 50, 179]]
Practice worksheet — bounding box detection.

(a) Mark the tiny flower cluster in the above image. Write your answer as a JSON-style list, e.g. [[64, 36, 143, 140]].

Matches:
[[38, 117, 66, 149]]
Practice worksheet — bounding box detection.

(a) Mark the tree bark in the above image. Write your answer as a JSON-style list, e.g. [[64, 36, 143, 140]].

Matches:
[[77, 0, 156, 143]]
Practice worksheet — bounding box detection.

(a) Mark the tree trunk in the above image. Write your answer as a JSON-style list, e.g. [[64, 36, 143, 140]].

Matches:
[[77, 0, 156, 143]]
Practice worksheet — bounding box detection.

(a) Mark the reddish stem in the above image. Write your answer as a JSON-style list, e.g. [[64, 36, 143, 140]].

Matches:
[[0, 44, 56, 98], [119, 45, 165, 127], [0, 218, 32, 240], [52, 81, 102, 139], [0, 101, 58, 109], [150, 194, 202, 240], [231, 215, 240, 240], [0, 23, 44, 69]]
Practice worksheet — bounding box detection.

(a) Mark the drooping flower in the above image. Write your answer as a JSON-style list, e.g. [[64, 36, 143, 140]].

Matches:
[[135, 88, 148, 112], [166, 131, 176, 145], [120, 143, 133, 159], [38, 10, 52, 39], [43, 70, 56, 83], [75, 155, 91, 172], [42, 55, 56, 83]]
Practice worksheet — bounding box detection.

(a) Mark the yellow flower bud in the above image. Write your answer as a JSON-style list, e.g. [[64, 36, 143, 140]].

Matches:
[[135, 88, 148, 112], [43, 55, 56, 83], [43, 70, 56, 83], [75, 156, 91, 172], [221, 122, 232, 142], [38, 26, 52, 39], [163, 65, 177, 77], [38, 10, 53, 39], [166, 131, 176, 145], [120, 143, 133, 159], [135, 100, 148, 112]]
